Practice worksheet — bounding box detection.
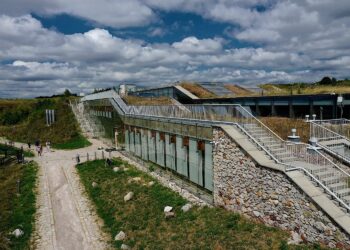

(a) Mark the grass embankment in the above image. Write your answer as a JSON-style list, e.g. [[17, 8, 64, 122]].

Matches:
[[179, 82, 217, 98], [260, 117, 310, 143], [123, 96, 173, 105], [0, 98, 91, 150], [0, 161, 38, 249], [0, 143, 35, 158], [77, 158, 324, 249], [259, 82, 350, 96], [224, 84, 255, 97]]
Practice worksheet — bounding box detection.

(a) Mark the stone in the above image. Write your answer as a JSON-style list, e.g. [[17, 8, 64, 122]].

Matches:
[[121, 244, 130, 249], [132, 177, 141, 182], [165, 211, 175, 218], [164, 206, 173, 213], [12, 229, 24, 238], [148, 181, 155, 187], [315, 221, 326, 233], [253, 211, 260, 217], [181, 203, 192, 212], [124, 192, 134, 202], [114, 231, 126, 241], [113, 167, 120, 172], [288, 231, 302, 245], [92, 182, 98, 188]]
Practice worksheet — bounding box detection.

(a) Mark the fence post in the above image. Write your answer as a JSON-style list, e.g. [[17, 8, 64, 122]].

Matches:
[[94, 152, 97, 160], [102, 151, 105, 159], [87, 153, 89, 162]]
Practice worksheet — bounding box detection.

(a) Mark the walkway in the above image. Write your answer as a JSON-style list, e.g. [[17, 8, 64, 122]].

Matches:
[[22, 139, 112, 250]]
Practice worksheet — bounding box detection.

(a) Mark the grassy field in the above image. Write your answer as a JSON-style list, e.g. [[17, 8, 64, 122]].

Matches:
[[179, 82, 217, 99], [260, 117, 310, 143], [0, 161, 38, 249], [259, 83, 350, 96], [77, 158, 325, 250], [0, 97, 91, 150], [123, 95, 173, 105]]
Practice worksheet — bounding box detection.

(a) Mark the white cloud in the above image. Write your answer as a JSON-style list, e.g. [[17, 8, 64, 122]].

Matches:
[[172, 37, 223, 54]]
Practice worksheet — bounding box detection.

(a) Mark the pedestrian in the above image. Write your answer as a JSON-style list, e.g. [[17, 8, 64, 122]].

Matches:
[[27, 142, 31, 149], [36, 146, 40, 156], [76, 154, 80, 164], [35, 139, 40, 147], [39, 145, 43, 156]]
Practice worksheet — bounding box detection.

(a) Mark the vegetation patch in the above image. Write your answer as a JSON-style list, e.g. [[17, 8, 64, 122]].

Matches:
[[225, 84, 255, 97], [260, 117, 310, 143], [0, 143, 35, 158], [77, 158, 323, 249], [0, 161, 38, 249], [0, 97, 90, 150], [180, 82, 217, 98], [123, 95, 173, 106]]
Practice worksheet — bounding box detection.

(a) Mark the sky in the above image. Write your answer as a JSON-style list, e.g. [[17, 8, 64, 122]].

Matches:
[[1, 0, 350, 97]]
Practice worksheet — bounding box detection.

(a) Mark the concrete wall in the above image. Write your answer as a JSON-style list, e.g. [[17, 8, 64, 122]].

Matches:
[[212, 128, 350, 248]]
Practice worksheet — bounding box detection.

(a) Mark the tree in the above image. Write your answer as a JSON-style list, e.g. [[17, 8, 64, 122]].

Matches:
[[331, 77, 337, 85], [319, 76, 332, 85], [64, 89, 72, 96]]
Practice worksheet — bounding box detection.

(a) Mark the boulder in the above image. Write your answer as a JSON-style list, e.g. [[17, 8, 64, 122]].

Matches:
[[113, 167, 120, 172], [253, 211, 260, 217], [181, 203, 192, 212], [92, 182, 98, 188], [164, 206, 173, 213], [132, 177, 141, 182], [121, 244, 130, 249], [288, 231, 302, 245], [12, 229, 24, 238], [165, 212, 175, 218], [148, 181, 154, 187], [114, 231, 126, 241], [124, 192, 134, 202]]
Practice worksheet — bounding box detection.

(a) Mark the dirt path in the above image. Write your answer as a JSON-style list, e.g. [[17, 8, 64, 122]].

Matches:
[[25, 139, 115, 250]]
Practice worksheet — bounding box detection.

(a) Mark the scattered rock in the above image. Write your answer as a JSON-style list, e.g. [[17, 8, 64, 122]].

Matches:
[[132, 177, 141, 182], [165, 212, 175, 218], [114, 231, 126, 241], [164, 206, 173, 213], [92, 182, 98, 188], [121, 244, 130, 249], [288, 231, 302, 245], [148, 181, 154, 187], [315, 221, 326, 233], [12, 229, 24, 238], [124, 167, 129, 171], [124, 192, 134, 202], [181, 203, 192, 212], [252, 211, 260, 217], [113, 167, 120, 172]]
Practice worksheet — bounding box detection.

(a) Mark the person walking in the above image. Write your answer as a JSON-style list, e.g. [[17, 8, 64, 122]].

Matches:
[[39, 145, 43, 156]]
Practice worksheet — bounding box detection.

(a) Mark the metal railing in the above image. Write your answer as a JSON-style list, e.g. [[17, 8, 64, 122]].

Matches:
[[310, 119, 350, 165]]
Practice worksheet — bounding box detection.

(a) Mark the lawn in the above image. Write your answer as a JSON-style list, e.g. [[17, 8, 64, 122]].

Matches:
[[0, 97, 90, 150], [0, 161, 38, 249], [53, 134, 91, 150], [77, 158, 324, 250]]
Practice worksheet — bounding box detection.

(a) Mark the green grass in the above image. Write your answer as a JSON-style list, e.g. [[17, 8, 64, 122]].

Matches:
[[0, 161, 38, 249], [0, 143, 35, 158], [77, 159, 325, 250], [53, 134, 92, 150], [0, 97, 90, 150]]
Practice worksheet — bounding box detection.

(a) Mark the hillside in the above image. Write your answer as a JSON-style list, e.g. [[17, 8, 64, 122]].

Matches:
[[0, 97, 91, 149]]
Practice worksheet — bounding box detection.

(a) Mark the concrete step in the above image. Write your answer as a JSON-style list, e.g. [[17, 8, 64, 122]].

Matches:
[[336, 188, 350, 198], [329, 182, 349, 191], [321, 175, 343, 185], [280, 156, 299, 163]]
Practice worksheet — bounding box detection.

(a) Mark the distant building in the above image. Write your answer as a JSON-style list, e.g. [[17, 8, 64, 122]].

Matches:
[[118, 84, 137, 95]]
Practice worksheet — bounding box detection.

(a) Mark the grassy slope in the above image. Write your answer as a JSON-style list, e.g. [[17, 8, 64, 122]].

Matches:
[[225, 84, 255, 97], [179, 82, 217, 99], [77, 159, 324, 250], [0, 161, 38, 250], [260, 117, 310, 143], [0, 98, 91, 150], [123, 96, 173, 105]]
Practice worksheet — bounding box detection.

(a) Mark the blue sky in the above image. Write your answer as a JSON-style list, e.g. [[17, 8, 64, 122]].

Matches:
[[0, 0, 350, 97]]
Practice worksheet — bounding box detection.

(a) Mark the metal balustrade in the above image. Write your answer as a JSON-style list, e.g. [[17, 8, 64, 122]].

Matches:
[[79, 91, 350, 211]]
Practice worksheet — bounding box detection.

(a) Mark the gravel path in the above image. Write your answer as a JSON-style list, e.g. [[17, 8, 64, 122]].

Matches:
[[29, 139, 113, 250]]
